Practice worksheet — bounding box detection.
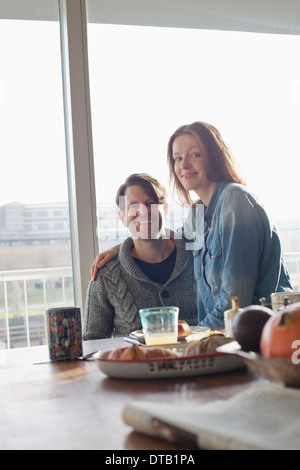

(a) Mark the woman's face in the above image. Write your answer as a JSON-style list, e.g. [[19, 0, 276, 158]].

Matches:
[[172, 133, 214, 198]]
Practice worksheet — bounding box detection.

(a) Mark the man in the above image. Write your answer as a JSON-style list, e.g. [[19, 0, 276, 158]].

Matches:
[[83, 173, 197, 339]]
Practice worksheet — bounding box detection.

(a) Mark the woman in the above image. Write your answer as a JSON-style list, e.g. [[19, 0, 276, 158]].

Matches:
[[167, 121, 292, 327], [92, 122, 292, 328]]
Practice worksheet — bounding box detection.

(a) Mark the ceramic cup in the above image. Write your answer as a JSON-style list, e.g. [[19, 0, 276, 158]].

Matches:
[[271, 292, 300, 311], [46, 306, 82, 360]]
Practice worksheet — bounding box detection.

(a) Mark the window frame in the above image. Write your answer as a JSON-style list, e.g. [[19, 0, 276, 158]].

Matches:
[[59, 0, 98, 312]]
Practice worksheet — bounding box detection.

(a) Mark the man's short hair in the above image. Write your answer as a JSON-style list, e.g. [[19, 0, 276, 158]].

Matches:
[[115, 173, 168, 211]]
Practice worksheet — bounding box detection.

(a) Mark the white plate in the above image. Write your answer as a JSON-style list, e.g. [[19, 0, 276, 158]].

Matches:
[[130, 326, 209, 342], [95, 348, 245, 379]]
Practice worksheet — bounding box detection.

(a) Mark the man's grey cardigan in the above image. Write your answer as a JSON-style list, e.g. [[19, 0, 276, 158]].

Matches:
[[83, 232, 197, 339]]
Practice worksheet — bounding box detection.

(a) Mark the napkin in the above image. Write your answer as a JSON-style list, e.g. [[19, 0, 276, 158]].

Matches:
[[122, 383, 300, 450]]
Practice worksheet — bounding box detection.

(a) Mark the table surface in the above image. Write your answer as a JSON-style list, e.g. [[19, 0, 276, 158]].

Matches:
[[0, 337, 263, 450]]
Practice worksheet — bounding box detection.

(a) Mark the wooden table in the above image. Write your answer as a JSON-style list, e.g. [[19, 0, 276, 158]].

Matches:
[[0, 338, 263, 451]]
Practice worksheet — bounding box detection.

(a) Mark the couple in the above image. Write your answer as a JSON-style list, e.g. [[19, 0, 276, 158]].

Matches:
[[84, 121, 292, 340]]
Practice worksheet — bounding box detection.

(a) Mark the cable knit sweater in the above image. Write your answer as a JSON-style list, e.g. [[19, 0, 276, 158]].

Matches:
[[83, 233, 197, 339]]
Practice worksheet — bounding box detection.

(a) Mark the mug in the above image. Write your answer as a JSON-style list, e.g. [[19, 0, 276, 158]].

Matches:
[[271, 292, 300, 311], [46, 306, 82, 360]]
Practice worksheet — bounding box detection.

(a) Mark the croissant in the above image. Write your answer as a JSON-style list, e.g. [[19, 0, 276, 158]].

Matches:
[[107, 344, 177, 360]]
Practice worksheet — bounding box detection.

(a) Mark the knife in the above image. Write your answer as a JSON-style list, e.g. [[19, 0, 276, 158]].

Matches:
[[33, 351, 97, 365], [123, 336, 146, 346]]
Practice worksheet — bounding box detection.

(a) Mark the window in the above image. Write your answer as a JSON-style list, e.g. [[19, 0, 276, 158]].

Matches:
[[9, 224, 21, 231], [0, 3, 75, 349], [87, 20, 300, 288]]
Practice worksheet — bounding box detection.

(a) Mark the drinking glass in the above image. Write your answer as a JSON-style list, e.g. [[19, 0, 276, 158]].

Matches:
[[139, 306, 179, 346]]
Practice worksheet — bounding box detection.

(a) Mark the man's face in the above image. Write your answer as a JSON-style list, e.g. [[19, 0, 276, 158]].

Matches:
[[118, 185, 167, 240]]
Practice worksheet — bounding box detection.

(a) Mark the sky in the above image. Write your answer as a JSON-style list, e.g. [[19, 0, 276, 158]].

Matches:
[[1, 20, 300, 222]]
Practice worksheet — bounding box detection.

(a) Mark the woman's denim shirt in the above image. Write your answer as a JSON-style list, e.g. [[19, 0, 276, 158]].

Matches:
[[184, 182, 292, 328]]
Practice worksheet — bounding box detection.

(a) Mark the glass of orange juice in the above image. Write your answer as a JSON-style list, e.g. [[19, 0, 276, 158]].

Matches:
[[139, 306, 179, 346]]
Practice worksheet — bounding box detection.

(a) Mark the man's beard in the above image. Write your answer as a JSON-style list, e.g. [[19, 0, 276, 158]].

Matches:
[[129, 214, 163, 240]]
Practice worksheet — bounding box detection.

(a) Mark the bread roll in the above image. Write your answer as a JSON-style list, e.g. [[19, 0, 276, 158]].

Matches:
[[178, 320, 190, 336], [145, 346, 177, 359], [107, 344, 177, 360], [185, 333, 232, 356]]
